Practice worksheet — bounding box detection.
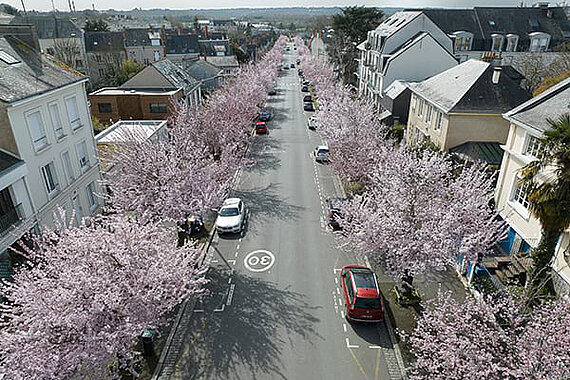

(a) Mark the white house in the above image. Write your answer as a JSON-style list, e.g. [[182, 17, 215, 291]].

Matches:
[[356, 11, 458, 112], [495, 77, 570, 295], [0, 27, 102, 279]]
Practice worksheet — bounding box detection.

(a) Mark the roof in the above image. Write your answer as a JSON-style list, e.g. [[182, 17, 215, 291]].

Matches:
[[0, 150, 24, 177], [151, 59, 200, 90], [90, 87, 179, 96], [205, 55, 239, 68], [0, 36, 85, 104], [183, 59, 222, 81], [84, 31, 124, 52], [410, 59, 531, 114], [373, 11, 422, 37], [504, 77, 570, 133], [95, 120, 167, 144], [124, 28, 162, 47], [449, 141, 504, 166], [12, 16, 81, 40], [384, 80, 409, 100], [165, 33, 199, 55]]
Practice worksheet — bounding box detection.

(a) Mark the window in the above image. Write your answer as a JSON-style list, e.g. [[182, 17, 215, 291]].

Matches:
[[98, 103, 112, 114], [26, 110, 48, 151], [491, 34, 504, 52], [418, 98, 425, 117], [425, 105, 433, 124], [75, 59, 83, 68], [48, 103, 64, 140], [95, 54, 102, 63], [62, 150, 75, 183], [143, 58, 150, 65], [512, 178, 530, 209], [411, 95, 416, 113], [453, 31, 473, 51], [76, 141, 90, 171], [505, 34, 519, 52], [41, 162, 59, 196], [46, 47, 55, 56], [98, 68, 105, 76], [86, 182, 97, 209], [65, 96, 82, 130], [529, 32, 550, 52], [435, 111, 443, 132], [525, 135, 545, 158], [149, 103, 168, 114]]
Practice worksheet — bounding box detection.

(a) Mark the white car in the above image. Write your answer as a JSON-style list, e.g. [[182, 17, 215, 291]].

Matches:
[[314, 145, 330, 163], [307, 116, 317, 130], [216, 198, 246, 234]]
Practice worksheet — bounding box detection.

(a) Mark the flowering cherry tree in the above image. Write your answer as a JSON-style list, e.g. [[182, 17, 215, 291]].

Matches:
[[340, 147, 505, 291], [0, 213, 207, 379], [407, 290, 570, 380]]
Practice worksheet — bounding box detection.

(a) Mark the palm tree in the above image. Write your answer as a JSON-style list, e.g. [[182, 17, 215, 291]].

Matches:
[[519, 113, 570, 297]]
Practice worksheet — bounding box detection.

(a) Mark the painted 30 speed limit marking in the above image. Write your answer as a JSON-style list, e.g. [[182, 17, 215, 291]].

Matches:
[[244, 250, 275, 272]]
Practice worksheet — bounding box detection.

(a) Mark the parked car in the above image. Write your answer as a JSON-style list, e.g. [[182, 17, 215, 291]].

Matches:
[[301, 85, 309, 92], [255, 121, 268, 135], [283, 65, 289, 70], [290, 63, 295, 68], [303, 95, 312, 102], [340, 265, 384, 323], [298, 69, 303, 76], [304, 102, 315, 112], [259, 109, 271, 121], [302, 80, 310, 86], [296, 59, 301, 65], [307, 115, 317, 130], [215, 198, 246, 234], [268, 88, 277, 96], [325, 197, 345, 230], [314, 145, 329, 163]]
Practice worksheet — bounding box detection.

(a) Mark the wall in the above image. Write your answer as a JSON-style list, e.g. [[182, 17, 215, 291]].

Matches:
[[91, 92, 182, 122], [0, 104, 19, 156], [444, 114, 510, 150], [89, 94, 121, 122]]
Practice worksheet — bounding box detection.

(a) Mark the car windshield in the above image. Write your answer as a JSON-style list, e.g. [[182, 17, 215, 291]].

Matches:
[[354, 297, 382, 310], [352, 271, 377, 288], [219, 207, 239, 216]]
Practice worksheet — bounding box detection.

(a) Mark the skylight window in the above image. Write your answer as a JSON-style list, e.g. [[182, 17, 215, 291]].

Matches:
[[0, 50, 19, 64], [488, 20, 496, 26], [529, 18, 540, 28]]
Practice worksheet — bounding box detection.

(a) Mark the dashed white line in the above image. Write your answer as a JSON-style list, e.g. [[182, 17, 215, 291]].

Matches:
[[236, 244, 240, 250], [369, 345, 382, 349], [343, 323, 347, 332], [341, 310, 345, 319], [226, 284, 236, 306], [335, 278, 338, 284], [336, 288, 341, 295], [228, 277, 232, 284], [235, 252, 239, 257]]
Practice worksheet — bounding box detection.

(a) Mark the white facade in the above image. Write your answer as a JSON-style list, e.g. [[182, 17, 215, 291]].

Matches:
[[6, 79, 102, 228]]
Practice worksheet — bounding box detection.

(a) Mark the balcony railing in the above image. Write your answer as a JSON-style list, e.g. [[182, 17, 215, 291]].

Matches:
[[0, 203, 24, 236]]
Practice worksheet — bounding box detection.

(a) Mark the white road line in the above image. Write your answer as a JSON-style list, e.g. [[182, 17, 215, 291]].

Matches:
[[338, 298, 343, 306], [343, 323, 347, 332], [235, 252, 239, 257], [228, 259, 236, 265], [237, 244, 240, 250], [336, 288, 341, 295], [211, 259, 219, 263], [364, 255, 372, 269], [239, 238, 242, 242], [194, 309, 204, 313], [335, 278, 338, 284], [341, 310, 345, 319], [214, 304, 225, 312], [345, 338, 359, 349], [228, 277, 232, 284], [226, 284, 236, 306], [369, 345, 382, 349], [333, 268, 342, 273]]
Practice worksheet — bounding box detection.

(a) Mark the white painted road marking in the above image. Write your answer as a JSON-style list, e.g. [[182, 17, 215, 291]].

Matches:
[[226, 284, 236, 306], [244, 250, 276, 272], [346, 338, 359, 349]]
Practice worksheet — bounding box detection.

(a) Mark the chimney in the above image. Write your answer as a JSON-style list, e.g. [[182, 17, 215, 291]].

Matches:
[[492, 67, 502, 84]]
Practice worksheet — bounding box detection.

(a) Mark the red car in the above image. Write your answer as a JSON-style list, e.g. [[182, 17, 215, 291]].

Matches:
[[255, 121, 268, 135], [340, 265, 384, 322]]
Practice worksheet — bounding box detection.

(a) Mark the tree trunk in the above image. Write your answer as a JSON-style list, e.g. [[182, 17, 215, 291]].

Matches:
[[529, 227, 560, 297], [401, 272, 414, 299]]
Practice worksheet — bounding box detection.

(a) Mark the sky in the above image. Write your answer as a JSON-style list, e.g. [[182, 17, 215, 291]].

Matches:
[[5, 0, 545, 13]]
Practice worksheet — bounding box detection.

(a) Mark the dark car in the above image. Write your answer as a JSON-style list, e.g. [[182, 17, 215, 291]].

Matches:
[[298, 69, 303, 75], [302, 80, 310, 86], [303, 102, 315, 112], [325, 197, 345, 230], [303, 95, 312, 102], [341, 266, 384, 323], [296, 59, 300, 64], [255, 121, 268, 135], [283, 65, 289, 70], [290, 63, 295, 68], [259, 109, 271, 122], [301, 86, 309, 92], [268, 88, 277, 96]]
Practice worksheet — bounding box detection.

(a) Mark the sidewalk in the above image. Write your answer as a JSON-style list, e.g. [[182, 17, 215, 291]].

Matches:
[[373, 264, 468, 367]]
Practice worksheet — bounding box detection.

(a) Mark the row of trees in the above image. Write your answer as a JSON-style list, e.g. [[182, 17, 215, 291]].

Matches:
[[0, 37, 286, 379], [296, 37, 570, 378]]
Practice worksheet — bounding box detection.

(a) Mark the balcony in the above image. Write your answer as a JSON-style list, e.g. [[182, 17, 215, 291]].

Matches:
[[0, 204, 24, 237]]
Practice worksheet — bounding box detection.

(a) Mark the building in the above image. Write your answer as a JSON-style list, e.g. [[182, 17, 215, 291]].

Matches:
[[89, 88, 182, 123], [199, 32, 232, 57], [0, 26, 102, 278], [406, 59, 531, 159], [408, 5, 570, 62], [165, 30, 200, 62], [356, 11, 458, 112], [204, 55, 239, 77], [124, 28, 165, 66], [495, 77, 570, 294], [12, 15, 88, 75], [84, 31, 126, 87], [121, 59, 202, 108], [182, 58, 224, 94]]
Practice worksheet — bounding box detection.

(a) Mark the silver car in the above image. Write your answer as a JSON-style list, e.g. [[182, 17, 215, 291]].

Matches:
[[215, 198, 246, 234]]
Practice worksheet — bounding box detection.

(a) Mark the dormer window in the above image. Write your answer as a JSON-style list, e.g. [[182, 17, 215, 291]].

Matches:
[[529, 32, 550, 52], [491, 34, 504, 52], [505, 34, 519, 52], [453, 31, 473, 51]]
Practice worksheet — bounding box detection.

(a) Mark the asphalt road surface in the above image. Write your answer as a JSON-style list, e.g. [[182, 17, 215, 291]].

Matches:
[[165, 42, 404, 380]]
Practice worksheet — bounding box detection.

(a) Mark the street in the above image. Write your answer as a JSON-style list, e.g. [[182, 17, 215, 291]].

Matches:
[[164, 44, 404, 380]]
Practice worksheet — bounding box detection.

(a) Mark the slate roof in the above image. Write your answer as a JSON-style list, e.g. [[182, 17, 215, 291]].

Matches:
[[184, 59, 222, 81], [450, 141, 504, 166], [124, 28, 162, 47], [0, 36, 85, 104], [504, 77, 570, 133], [152, 59, 200, 90], [374, 11, 422, 37], [165, 33, 199, 54], [384, 80, 409, 100], [12, 15, 82, 40], [0, 150, 24, 178], [84, 31, 125, 53], [413, 7, 570, 51], [410, 59, 531, 114], [204, 55, 239, 68]]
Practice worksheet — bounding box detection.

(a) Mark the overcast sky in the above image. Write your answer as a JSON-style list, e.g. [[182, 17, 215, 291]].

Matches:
[[5, 0, 539, 13]]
